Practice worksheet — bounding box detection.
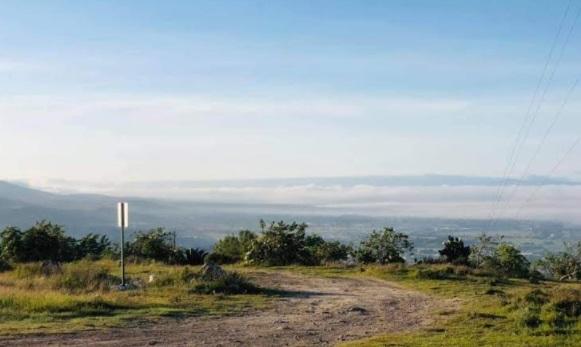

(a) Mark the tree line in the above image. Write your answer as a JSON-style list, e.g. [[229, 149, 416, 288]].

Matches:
[[0, 219, 579, 282]]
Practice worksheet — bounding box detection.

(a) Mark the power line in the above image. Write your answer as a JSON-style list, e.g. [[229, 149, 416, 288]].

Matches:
[[497, 76, 580, 217], [487, 0, 577, 228], [515, 135, 581, 219]]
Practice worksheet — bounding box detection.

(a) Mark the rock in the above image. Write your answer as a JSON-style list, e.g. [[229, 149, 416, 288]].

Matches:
[[344, 306, 368, 315], [199, 262, 226, 281]]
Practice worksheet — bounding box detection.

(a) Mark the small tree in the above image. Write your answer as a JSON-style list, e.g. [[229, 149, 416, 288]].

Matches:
[[536, 242, 581, 281], [469, 233, 503, 267], [128, 228, 173, 262], [213, 230, 257, 263], [356, 227, 413, 264], [0, 226, 24, 262], [305, 234, 351, 264], [20, 221, 76, 262], [485, 243, 530, 278], [438, 236, 470, 264], [246, 221, 315, 266], [76, 233, 112, 259]]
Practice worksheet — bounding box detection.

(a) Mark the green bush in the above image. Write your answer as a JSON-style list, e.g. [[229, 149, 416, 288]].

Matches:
[[213, 230, 256, 264], [356, 227, 413, 264], [246, 221, 316, 266], [192, 271, 260, 295], [438, 236, 470, 265]]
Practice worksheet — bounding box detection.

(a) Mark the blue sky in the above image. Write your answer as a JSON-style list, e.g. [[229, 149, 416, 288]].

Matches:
[[1, 0, 581, 182]]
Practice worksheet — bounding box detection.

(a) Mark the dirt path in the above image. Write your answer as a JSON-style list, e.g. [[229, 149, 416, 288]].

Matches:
[[0, 270, 446, 346]]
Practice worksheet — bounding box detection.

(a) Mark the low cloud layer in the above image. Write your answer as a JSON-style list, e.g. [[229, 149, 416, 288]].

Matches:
[[22, 176, 581, 224]]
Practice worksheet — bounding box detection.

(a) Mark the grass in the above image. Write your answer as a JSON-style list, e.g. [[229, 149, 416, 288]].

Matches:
[[0, 259, 271, 335], [280, 264, 580, 347], [0, 260, 579, 346]]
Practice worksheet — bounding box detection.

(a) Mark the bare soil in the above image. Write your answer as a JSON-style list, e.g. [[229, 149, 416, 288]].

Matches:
[[0, 270, 448, 346]]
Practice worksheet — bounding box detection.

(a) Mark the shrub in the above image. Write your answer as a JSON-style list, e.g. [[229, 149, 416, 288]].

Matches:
[[356, 227, 413, 264], [0, 258, 12, 272], [127, 228, 174, 262], [192, 271, 260, 295], [0, 226, 24, 262], [213, 230, 256, 264], [20, 221, 77, 262], [536, 242, 581, 281], [306, 234, 351, 264], [246, 221, 316, 266], [438, 236, 470, 265], [76, 234, 112, 260], [173, 248, 208, 265], [484, 243, 530, 278]]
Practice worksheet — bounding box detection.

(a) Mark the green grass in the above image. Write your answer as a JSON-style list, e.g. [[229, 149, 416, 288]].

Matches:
[[0, 259, 270, 335], [279, 264, 580, 347]]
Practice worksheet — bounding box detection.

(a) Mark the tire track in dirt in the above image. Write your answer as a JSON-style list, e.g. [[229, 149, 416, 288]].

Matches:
[[0, 270, 448, 346]]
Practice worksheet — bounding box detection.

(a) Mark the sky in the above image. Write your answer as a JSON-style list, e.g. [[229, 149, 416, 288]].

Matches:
[[1, 0, 581, 184]]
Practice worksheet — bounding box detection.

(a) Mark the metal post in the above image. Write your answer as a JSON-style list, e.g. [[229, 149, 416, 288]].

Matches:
[[121, 223, 125, 286], [120, 202, 126, 287]]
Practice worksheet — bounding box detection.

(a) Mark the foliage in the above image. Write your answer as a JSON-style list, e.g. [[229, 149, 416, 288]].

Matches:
[[192, 271, 260, 295], [76, 234, 112, 260], [536, 242, 581, 281], [0, 226, 24, 262], [19, 221, 77, 262], [212, 230, 257, 264], [305, 234, 352, 263], [483, 243, 530, 278], [438, 236, 470, 264], [355, 227, 413, 264], [127, 227, 174, 262], [175, 248, 208, 266], [469, 233, 503, 267], [245, 221, 317, 266]]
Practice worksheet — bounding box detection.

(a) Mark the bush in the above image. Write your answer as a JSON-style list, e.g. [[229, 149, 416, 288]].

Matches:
[[192, 271, 260, 295], [76, 234, 112, 260], [213, 230, 256, 264], [0, 258, 11, 272], [536, 242, 581, 281], [172, 248, 208, 265], [127, 228, 174, 262], [306, 234, 352, 264], [438, 236, 470, 265], [246, 221, 316, 266], [484, 243, 530, 278], [356, 227, 413, 264]]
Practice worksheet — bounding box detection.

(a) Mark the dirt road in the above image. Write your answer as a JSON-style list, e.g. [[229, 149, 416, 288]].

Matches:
[[0, 270, 445, 346]]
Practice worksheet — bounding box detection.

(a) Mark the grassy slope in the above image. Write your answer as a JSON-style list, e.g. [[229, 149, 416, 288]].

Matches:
[[280, 265, 580, 347], [0, 260, 270, 335], [0, 261, 579, 347]]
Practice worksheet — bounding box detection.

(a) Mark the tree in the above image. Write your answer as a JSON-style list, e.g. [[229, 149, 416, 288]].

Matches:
[[356, 227, 413, 264], [213, 230, 257, 263], [305, 234, 351, 263], [0, 226, 24, 262], [76, 233, 112, 259], [536, 242, 581, 281], [438, 236, 470, 264], [486, 243, 530, 278], [469, 233, 503, 266], [246, 221, 315, 266], [127, 228, 173, 262], [20, 221, 76, 262]]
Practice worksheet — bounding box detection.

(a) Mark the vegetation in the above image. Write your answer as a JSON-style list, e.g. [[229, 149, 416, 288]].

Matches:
[[0, 218, 578, 345], [439, 235, 471, 265], [355, 227, 413, 264], [536, 241, 581, 281], [0, 221, 112, 263], [0, 259, 270, 335]]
